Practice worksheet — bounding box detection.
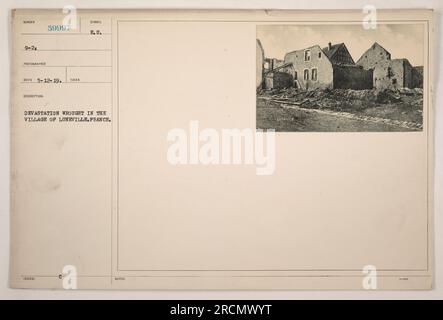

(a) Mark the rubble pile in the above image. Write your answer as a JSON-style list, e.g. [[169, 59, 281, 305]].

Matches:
[[257, 87, 423, 111]]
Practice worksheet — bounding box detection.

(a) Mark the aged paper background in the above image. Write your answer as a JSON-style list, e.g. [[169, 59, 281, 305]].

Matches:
[[2, 3, 439, 295]]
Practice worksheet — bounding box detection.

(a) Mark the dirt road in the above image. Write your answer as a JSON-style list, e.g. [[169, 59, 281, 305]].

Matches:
[[257, 98, 418, 132]]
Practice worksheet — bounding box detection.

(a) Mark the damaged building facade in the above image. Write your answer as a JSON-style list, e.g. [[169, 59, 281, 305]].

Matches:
[[281, 42, 373, 91], [283, 45, 333, 90], [258, 40, 424, 91], [263, 64, 294, 90], [262, 57, 293, 90], [257, 40, 293, 90], [356, 42, 423, 90]]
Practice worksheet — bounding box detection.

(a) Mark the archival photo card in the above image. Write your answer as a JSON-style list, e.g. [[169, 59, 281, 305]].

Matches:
[[9, 9, 433, 290]]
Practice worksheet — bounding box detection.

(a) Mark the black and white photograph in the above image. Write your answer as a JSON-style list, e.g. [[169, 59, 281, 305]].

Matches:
[[256, 24, 425, 132]]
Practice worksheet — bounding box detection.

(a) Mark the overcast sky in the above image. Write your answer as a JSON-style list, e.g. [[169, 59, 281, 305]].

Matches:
[[257, 24, 424, 66]]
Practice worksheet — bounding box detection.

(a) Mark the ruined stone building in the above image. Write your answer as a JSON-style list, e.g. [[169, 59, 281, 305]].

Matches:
[[261, 57, 294, 89], [356, 42, 391, 69], [264, 58, 285, 70], [282, 42, 372, 90], [356, 42, 423, 90], [263, 62, 294, 90], [373, 58, 414, 90], [257, 39, 293, 90], [256, 39, 264, 89]]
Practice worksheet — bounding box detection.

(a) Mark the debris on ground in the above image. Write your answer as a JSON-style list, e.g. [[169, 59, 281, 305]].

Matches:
[[257, 87, 423, 127], [257, 87, 423, 110]]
